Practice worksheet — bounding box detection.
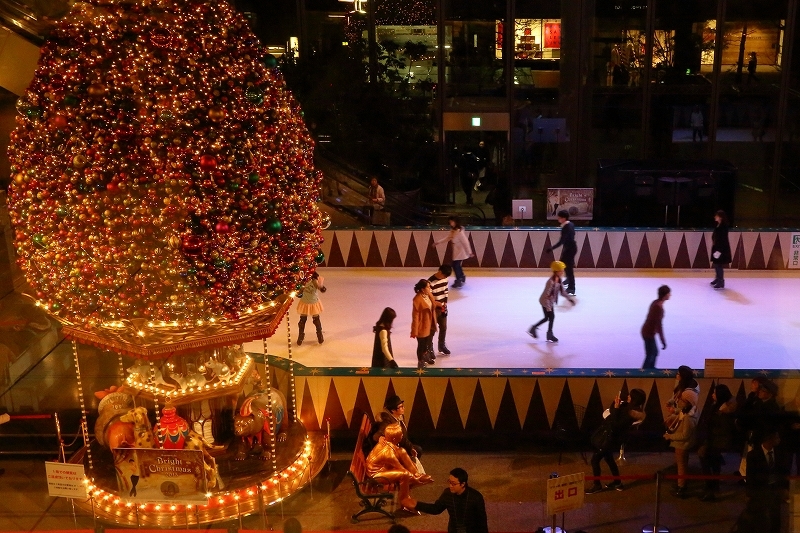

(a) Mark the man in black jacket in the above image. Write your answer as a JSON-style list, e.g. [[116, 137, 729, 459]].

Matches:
[[366, 395, 422, 459], [735, 430, 788, 533], [405, 468, 488, 533], [547, 210, 577, 295]]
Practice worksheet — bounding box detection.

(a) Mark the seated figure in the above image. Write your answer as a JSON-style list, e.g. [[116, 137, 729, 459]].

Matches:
[[365, 422, 433, 503]]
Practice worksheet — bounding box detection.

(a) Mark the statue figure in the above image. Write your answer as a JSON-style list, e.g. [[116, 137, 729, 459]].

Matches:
[[364, 422, 433, 504]]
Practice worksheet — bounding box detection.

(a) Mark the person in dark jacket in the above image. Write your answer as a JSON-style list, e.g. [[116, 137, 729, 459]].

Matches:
[[546, 210, 577, 295], [404, 467, 488, 533], [733, 430, 788, 533], [371, 307, 398, 368], [710, 210, 732, 289], [640, 285, 670, 369], [697, 384, 737, 501], [585, 388, 646, 494]]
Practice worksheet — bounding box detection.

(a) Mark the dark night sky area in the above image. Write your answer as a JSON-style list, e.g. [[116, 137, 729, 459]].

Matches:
[[234, 0, 345, 44]]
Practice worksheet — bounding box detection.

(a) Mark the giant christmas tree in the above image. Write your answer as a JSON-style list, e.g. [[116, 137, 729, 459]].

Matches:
[[7, 0, 323, 341]]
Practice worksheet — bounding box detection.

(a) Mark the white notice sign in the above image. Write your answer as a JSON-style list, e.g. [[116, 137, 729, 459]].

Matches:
[[790, 233, 800, 269], [546, 472, 585, 515], [45, 461, 88, 499]]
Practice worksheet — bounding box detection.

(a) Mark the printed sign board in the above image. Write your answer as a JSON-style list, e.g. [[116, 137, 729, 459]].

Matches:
[[790, 233, 800, 269], [45, 461, 88, 499], [546, 472, 585, 515], [113, 448, 208, 504], [547, 188, 594, 221], [704, 359, 735, 378]]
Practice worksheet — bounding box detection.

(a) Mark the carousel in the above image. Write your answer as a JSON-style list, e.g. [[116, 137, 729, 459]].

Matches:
[[5, 0, 329, 525]]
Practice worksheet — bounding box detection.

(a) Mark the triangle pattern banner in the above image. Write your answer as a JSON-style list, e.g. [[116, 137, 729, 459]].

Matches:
[[350, 380, 374, 430], [480, 377, 509, 428], [494, 381, 523, 433], [763, 233, 784, 269], [437, 380, 465, 432], [489, 232, 508, 267], [346, 235, 365, 267], [576, 233, 595, 268], [596, 235, 615, 268], [625, 232, 646, 268], [655, 375, 679, 421], [605, 232, 627, 267], [683, 231, 705, 267], [481, 233, 500, 268], [778, 232, 794, 267], [423, 233, 443, 267], [664, 232, 685, 267], [319, 230, 335, 268], [739, 232, 761, 269], [322, 379, 348, 430], [449, 377, 480, 428], [366, 234, 385, 267], [353, 231, 374, 266], [537, 377, 566, 429], [645, 232, 665, 267], [748, 235, 766, 270], [361, 376, 392, 420], [595, 376, 626, 413], [499, 234, 519, 268], [325, 233, 345, 267], [389, 377, 424, 425], [332, 376, 366, 428], [528, 231, 550, 266], [334, 231, 355, 266], [464, 381, 493, 433], [407, 380, 436, 435], [615, 234, 634, 268], [392, 231, 413, 267], [373, 230, 394, 265], [412, 231, 434, 267], [653, 234, 672, 268], [304, 376, 332, 431], [508, 377, 539, 429], [298, 378, 321, 431], [418, 376, 448, 427], [404, 233, 423, 267], [568, 377, 596, 412], [519, 234, 538, 268], [469, 231, 491, 266], [585, 231, 607, 267], [508, 231, 530, 266]]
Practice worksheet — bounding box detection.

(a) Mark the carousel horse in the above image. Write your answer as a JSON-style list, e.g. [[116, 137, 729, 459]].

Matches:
[[364, 422, 433, 505]]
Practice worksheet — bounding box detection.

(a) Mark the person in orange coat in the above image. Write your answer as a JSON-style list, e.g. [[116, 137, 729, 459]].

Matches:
[[411, 279, 443, 369]]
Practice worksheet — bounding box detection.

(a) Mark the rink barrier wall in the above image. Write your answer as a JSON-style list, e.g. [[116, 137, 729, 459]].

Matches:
[[319, 229, 799, 270], [266, 357, 800, 439]]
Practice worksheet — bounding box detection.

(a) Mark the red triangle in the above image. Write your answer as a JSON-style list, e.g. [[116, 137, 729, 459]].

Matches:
[[654, 234, 671, 268], [464, 381, 493, 433], [299, 380, 320, 431], [499, 234, 519, 267], [519, 234, 537, 268], [747, 235, 766, 269], [385, 233, 404, 267], [481, 233, 499, 267], [436, 380, 465, 432], [442, 240, 454, 265], [538, 235, 556, 268], [615, 234, 633, 268], [493, 380, 522, 433], [423, 234, 442, 268], [326, 233, 345, 267], [365, 233, 384, 267], [596, 235, 615, 268], [407, 380, 435, 434], [692, 234, 711, 268], [523, 381, 550, 432], [673, 235, 692, 268], [404, 234, 422, 267], [346, 236, 365, 267], [731, 235, 745, 269], [634, 236, 653, 268], [766, 234, 785, 269], [576, 233, 595, 268]]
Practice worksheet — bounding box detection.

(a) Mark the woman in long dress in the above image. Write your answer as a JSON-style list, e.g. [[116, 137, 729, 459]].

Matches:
[[371, 307, 398, 368]]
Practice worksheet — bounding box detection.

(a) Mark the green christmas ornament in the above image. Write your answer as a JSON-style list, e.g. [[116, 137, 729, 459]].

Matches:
[[245, 86, 264, 104], [55, 206, 68, 217], [265, 218, 282, 233], [263, 54, 277, 68], [315, 251, 325, 264], [63, 94, 80, 106], [248, 173, 259, 184], [26, 106, 42, 119]]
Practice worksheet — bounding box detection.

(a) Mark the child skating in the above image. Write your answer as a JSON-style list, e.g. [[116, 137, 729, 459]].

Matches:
[[528, 261, 576, 343], [296, 271, 326, 345]]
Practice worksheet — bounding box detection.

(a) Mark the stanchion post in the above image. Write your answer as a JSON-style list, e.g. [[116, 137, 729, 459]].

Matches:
[[642, 471, 670, 533]]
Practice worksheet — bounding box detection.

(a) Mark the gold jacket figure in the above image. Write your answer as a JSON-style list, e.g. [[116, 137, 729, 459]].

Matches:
[[365, 422, 433, 503]]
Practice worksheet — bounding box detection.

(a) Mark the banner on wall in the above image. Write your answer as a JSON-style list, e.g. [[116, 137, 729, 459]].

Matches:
[[546, 188, 594, 220], [791, 233, 800, 268], [113, 448, 208, 503]]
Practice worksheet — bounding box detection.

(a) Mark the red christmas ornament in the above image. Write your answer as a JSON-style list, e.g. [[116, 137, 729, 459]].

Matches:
[[199, 154, 217, 171], [156, 407, 189, 449], [215, 221, 229, 233], [181, 234, 203, 256]]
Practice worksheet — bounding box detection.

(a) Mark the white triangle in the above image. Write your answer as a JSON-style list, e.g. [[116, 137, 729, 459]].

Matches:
[[728, 232, 742, 265], [683, 231, 705, 266], [332, 376, 363, 427], [569, 378, 595, 414], [374, 231, 394, 265], [392, 231, 414, 266], [778, 232, 794, 267], [538, 378, 566, 429], [645, 232, 664, 266], [469, 231, 490, 265], [362, 377, 392, 420], [412, 230, 434, 265], [334, 231, 354, 265], [509, 378, 538, 428], [479, 377, 507, 428], [304, 375, 331, 431], [606, 232, 627, 266], [490, 231, 507, 265], [450, 377, 480, 427], [353, 231, 374, 265], [625, 232, 646, 265], [509, 231, 530, 265], [664, 232, 684, 266], [585, 231, 606, 267], [528, 231, 550, 266], [759, 233, 778, 268], [740, 232, 761, 267]]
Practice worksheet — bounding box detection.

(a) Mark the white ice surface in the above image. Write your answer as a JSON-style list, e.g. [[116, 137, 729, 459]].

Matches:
[[245, 268, 800, 371]]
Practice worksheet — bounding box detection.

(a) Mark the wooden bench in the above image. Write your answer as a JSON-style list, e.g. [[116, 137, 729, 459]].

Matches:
[[346, 413, 398, 522]]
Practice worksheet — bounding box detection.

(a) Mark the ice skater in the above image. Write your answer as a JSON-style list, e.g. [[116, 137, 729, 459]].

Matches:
[[296, 271, 326, 345], [528, 261, 576, 343], [546, 210, 577, 295], [433, 216, 473, 288], [710, 210, 731, 289], [641, 285, 670, 369]]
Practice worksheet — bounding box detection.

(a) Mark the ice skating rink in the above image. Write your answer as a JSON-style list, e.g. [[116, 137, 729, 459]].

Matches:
[[245, 268, 800, 371]]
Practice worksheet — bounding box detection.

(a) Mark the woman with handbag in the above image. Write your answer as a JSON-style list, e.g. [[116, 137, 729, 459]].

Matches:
[[585, 389, 646, 494], [664, 397, 699, 498], [371, 307, 398, 368]]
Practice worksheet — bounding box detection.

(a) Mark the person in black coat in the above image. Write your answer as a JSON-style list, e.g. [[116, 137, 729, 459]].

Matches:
[[405, 467, 488, 533], [696, 384, 737, 501], [546, 210, 577, 295], [371, 307, 398, 368], [710, 209, 732, 289], [733, 430, 788, 533], [585, 388, 646, 494]]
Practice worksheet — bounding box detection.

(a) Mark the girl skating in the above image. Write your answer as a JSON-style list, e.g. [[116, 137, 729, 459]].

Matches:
[[529, 261, 576, 343], [296, 271, 326, 345]]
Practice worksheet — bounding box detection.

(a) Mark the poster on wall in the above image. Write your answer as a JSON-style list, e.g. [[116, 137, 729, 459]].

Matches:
[[546, 188, 594, 220], [544, 22, 561, 48], [791, 233, 800, 268], [114, 448, 208, 503]]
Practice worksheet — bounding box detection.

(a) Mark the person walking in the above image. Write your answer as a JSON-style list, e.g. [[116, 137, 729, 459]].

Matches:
[[528, 261, 576, 343], [411, 279, 442, 368], [546, 210, 577, 295], [428, 264, 452, 356], [433, 216, 473, 288], [296, 272, 326, 346], [403, 467, 489, 533], [371, 307, 398, 368], [640, 285, 670, 369], [710, 210, 732, 289], [585, 388, 646, 494], [367, 177, 386, 223]]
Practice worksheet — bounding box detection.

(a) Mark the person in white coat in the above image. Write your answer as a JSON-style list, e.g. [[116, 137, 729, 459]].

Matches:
[[432, 216, 474, 288]]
